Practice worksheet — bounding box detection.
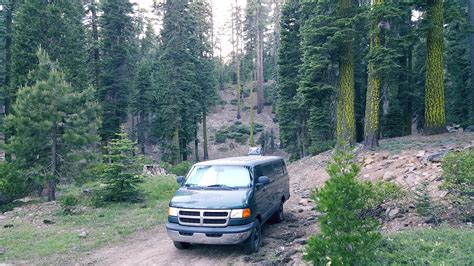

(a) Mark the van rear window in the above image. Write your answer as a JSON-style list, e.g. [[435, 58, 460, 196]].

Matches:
[[185, 165, 251, 188]]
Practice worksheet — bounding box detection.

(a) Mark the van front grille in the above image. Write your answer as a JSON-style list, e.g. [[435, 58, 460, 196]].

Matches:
[[177, 209, 230, 227], [204, 211, 227, 217], [180, 210, 200, 216], [203, 219, 226, 224]]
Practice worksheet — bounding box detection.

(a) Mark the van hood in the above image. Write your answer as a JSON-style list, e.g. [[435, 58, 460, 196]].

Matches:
[[170, 187, 253, 209]]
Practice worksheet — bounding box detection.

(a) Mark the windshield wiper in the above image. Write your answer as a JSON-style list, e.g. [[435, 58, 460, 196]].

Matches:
[[204, 184, 237, 190], [185, 184, 203, 189]]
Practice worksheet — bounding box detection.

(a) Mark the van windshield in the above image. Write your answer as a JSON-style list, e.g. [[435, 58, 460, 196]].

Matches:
[[185, 165, 251, 188]]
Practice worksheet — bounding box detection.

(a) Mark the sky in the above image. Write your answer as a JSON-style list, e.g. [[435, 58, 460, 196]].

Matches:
[[131, 0, 247, 58]]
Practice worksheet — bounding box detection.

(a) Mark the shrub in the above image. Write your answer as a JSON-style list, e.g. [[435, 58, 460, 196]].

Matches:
[[305, 150, 381, 265], [441, 147, 474, 196], [0, 162, 28, 205], [376, 227, 474, 264], [365, 181, 406, 209], [441, 147, 473, 222], [215, 130, 227, 144], [95, 131, 145, 203], [230, 99, 238, 105], [59, 194, 79, 215], [170, 161, 192, 176], [159, 161, 173, 173]]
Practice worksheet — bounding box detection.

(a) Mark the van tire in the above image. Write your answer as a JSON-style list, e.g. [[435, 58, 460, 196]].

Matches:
[[173, 241, 191, 249], [271, 202, 284, 223], [243, 220, 261, 254]]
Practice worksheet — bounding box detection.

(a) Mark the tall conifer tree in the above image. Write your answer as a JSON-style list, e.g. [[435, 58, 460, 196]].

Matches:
[[98, 0, 135, 141]]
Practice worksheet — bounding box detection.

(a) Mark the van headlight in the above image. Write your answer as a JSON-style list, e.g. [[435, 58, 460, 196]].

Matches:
[[230, 208, 251, 219], [168, 207, 178, 216]]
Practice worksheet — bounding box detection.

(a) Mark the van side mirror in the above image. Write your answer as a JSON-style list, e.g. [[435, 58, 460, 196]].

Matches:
[[257, 176, 270, 185], [176, 176, 185, 185]]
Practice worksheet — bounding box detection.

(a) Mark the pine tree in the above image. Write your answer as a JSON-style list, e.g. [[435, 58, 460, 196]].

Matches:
[[153, 0, 200, 164], [190, 0, 217, 161], [276, 0, 306, 160], [96, 130, 144, 203], [335, 0, 356, 146], [131, 22, 156, 154], [424, 0, 446, 134], [5, 49, 100, 201], [444, 0, 471, 127], [470, 0, 474, 124], [98, 0, 135, 142], [12, 0, 87, 90], [364, 0, 383, 149]]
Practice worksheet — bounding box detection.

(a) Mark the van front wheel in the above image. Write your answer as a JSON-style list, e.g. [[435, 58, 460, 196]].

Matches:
[[271, 202, 284, 223], [173, 241, 190, 249], [243, 220, 261, 254]]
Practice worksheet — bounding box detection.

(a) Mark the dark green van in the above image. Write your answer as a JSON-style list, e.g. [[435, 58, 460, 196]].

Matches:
[[166, 156, 290, 253]]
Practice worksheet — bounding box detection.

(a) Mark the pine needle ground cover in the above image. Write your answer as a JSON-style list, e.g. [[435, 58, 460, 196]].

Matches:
[[0, 175, 178, 263]]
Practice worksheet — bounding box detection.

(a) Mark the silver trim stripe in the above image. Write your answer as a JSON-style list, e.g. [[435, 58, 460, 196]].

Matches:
[[178, 208, 230, 227]]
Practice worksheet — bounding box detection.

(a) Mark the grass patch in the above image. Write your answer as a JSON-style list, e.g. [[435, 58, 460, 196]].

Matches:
[[375, 227, 474, 265], [0, 175, 178, 263]]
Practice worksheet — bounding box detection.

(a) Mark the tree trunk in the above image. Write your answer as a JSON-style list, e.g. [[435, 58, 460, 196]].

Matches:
[[256, 3, 264, 114], [138, 112, 145, 154], [364, 0, 383, 150], [3, 0, 13, 162], [194, 127, 199, 162], [90, 0, 100, 89], [336, 0, 356, 147], [49, 121, 57, 201], [469, 0, 474, 124], [249, 86, 255, 146], [173, 126, 181, 165], [424, 0, 446, 135], [203, 111, 209, 160]]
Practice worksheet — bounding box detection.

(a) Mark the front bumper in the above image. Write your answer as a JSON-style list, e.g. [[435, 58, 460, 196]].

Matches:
[[166, 222, 254, 245]]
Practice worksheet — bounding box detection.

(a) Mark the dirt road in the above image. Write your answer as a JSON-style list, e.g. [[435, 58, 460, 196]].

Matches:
[[80, 154, 331, 265]]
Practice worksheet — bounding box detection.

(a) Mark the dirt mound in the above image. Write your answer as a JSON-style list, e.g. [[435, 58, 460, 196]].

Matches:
[[198, 85, 282, 160]]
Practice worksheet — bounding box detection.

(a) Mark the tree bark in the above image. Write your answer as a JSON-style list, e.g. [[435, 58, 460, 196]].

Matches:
[[256, 2, 264, 114], [194, 127, 199, 162], [364, 0, 383, 150], [424, 0, 446, 135], [336, 0, 355, 147], [173, 126, 181, 165], [203, 111, 209, 160], [90, 0, 100, 89], [49, 121, 57, 201], [469, 0, 474, 124]]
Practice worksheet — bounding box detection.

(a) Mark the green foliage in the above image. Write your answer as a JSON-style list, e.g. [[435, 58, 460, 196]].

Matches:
[[153, 0, 216, 164], [0, 162, 27, 205], [94, 131, 145, 203], [5, 49, 100, 200], [414, 181, 431, 216], [364, 181, 406, 209], [442, 147, 474, 196], [11, 0, 87, 90], [59, 194, 79, 215], [170, 161, 192, 177], [305, 150, 381, 265], [214, 130, 227, 144], [376, 227, 474, 265], [98, 0, 136, 142]]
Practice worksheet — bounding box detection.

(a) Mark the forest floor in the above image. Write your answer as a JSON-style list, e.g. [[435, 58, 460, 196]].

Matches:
[[1, 132, 473, 264], [64, 133, 474, 264]]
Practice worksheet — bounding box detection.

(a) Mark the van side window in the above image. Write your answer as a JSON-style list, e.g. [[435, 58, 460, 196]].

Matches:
[[255, 166, 264, 178], [262, 164, 274, 179]]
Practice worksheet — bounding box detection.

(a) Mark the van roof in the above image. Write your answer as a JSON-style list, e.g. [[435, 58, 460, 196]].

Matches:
[[194, 156, 284, 167]]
